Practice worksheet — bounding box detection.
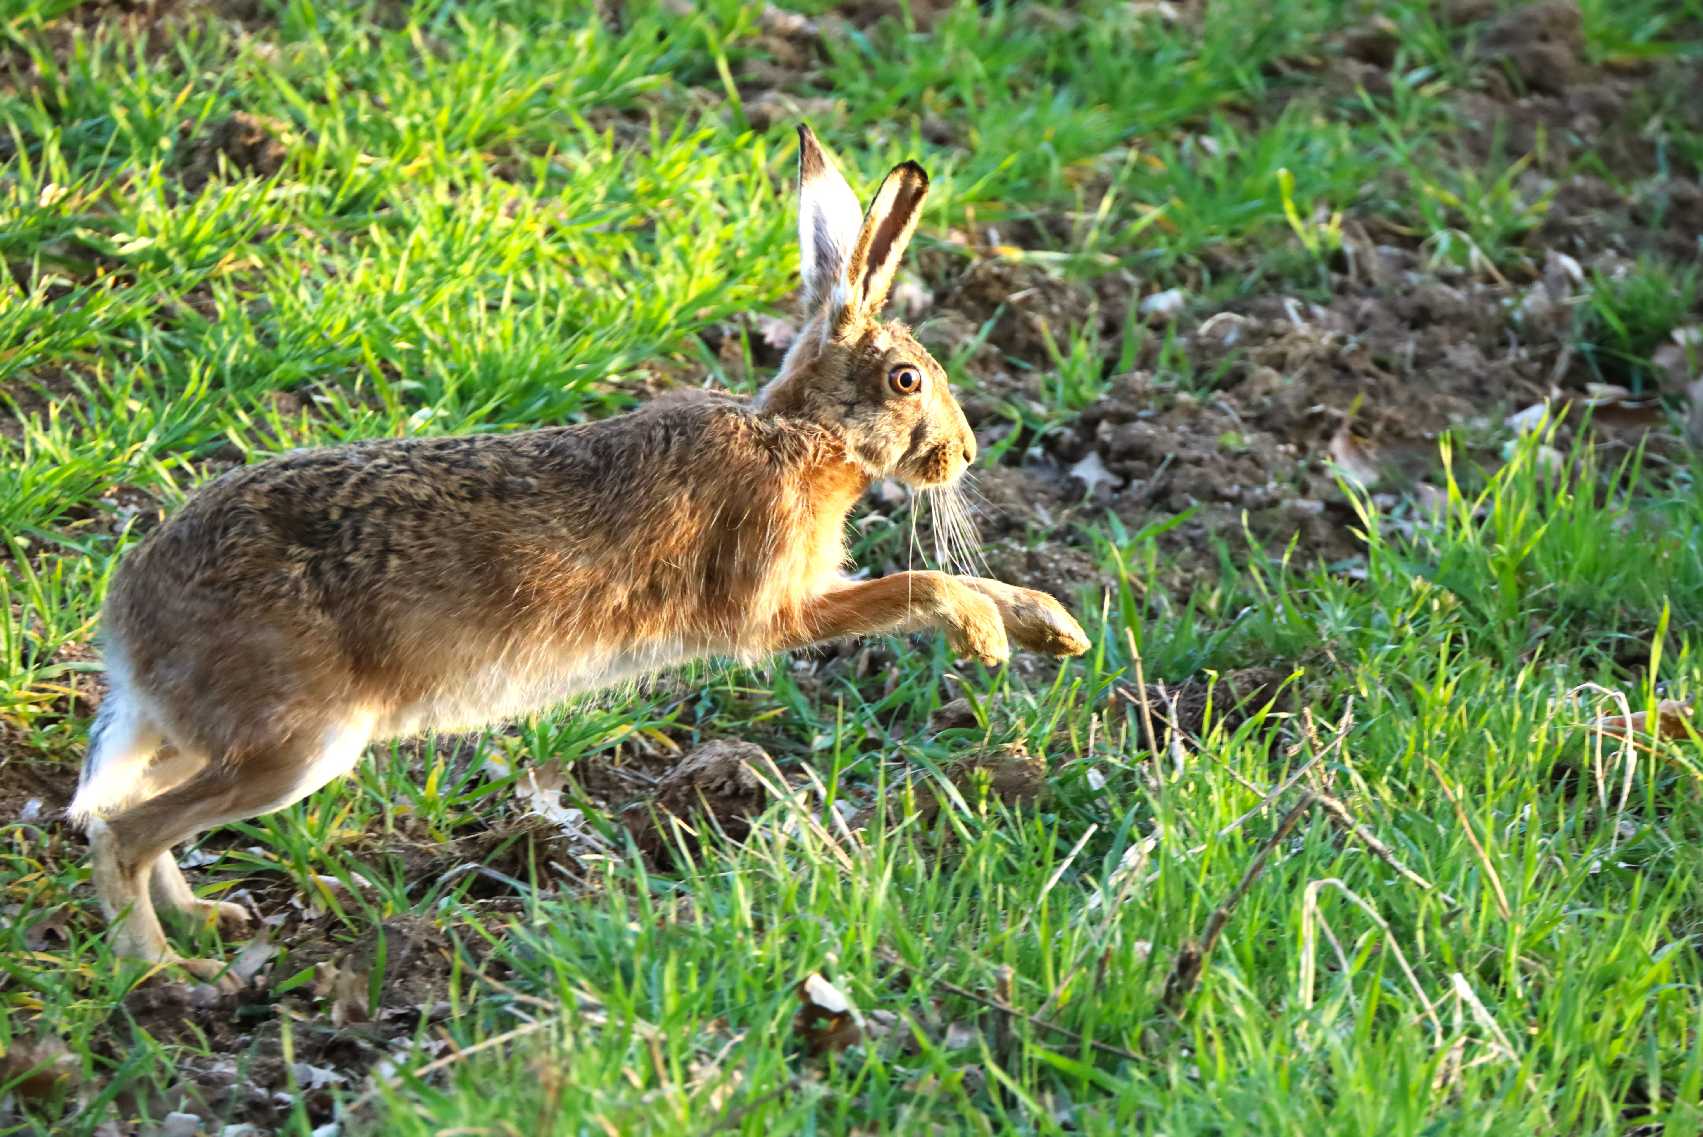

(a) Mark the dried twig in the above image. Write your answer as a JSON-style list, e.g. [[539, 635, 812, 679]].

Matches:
[[1307, 782, 1455, 908], [1210, 753, 1321, 843], [1425, 756, 1511, 920], [1160, 796, 1312, 1013], [875, 948, 1146, 1065], [1210, 706, 1454, 912], [1123, 627, 1161, 771]]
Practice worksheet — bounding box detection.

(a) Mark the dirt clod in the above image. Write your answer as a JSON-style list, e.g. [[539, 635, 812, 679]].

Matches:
[[623, 739, 773, 860], [178, 112, 288, 191], [1480, 1, 1583, 96]]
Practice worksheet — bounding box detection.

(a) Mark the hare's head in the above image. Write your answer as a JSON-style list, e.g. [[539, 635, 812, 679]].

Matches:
[[757, 125, 974, 489]]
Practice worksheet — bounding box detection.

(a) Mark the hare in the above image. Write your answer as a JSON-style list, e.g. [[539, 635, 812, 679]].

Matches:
[[71, 125, 1090, 987]]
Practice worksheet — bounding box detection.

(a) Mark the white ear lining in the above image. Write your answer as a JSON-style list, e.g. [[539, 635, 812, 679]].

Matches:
[[796, 124, 863, 318]]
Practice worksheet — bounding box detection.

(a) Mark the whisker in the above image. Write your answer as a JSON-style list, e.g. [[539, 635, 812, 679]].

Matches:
[[932, 482, 988, 578]]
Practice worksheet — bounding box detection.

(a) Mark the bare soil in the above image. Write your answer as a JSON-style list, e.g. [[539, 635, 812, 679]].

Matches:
[[3, 2, 1701, 1131]]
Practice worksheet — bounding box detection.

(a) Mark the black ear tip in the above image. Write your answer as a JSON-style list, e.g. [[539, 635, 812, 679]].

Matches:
[[896, 159, 929, 186], [798, 129, 825, 178]]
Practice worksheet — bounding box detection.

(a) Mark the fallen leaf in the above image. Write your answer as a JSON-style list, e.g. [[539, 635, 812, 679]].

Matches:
[[518, 766, 600, 844], [1505, 401, 1551, 435], [928, 697, 979, 732], [312, 959, 370, 1028], [290, 1062, 348, 1091], [22, 905, 73, 951], [794, 972, 866, 1056], [1084, 832, 1159, 914], [1127, 0, 1183, 21], [0, 1036, 79, 1106], [1327, 424, 1382, 490], [1139, 286, 1187, 323], [1194, 310, 1247, 348], [227, 931, 280, 987], [178, 846, 222, 869], [1592, 699, 1695, 741], [943, 1019, 980, 1050], [889, 274, 934, 320], [758, 3, 817, 38], [1068, 450, 1122, 496]]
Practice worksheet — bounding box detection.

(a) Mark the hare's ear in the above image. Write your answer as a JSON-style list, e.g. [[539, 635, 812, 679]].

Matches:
[[796, 124, 863, 319], [846, 159, 929, 318]]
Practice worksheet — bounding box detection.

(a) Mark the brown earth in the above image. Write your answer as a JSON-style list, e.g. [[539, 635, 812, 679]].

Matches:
[[882, 3, 1700, 604], [4, 1, 1703, 1131]]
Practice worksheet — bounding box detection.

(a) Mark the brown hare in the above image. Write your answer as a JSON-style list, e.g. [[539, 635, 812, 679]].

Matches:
[[72, 125, 1090, 987]]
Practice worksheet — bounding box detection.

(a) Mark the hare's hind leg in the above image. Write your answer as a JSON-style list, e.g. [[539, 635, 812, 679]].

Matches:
[[150, 852, 250, 933], [95, 713, 374, 988], [69, 685, 164, 825], [74, 687, 178, 975]]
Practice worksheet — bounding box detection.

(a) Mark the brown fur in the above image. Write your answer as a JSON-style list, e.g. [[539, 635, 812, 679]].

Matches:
[[75, 124, 1090, 986]]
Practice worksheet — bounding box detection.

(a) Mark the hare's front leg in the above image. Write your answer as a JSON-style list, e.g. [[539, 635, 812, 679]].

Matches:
[[959, 578, 1090, 658], [790, 571, 1009, 665]]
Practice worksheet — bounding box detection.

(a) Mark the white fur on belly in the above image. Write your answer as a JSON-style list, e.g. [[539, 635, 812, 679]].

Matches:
[[378, 638, 703, 738]]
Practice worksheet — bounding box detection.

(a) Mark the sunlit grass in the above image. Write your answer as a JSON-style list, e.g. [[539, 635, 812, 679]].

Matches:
[[2, 0, 1701, 1134]]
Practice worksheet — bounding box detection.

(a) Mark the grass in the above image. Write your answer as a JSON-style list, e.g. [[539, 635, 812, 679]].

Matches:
[[2, 0, 1702, 1134]]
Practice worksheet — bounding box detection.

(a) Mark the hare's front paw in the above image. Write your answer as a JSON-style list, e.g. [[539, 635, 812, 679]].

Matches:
[[965, 581, 1090, 658], [945, 590, 1010, 667]]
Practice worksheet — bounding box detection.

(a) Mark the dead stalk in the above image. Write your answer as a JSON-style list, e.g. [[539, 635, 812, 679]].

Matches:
[[875, 947, 1146, 1065], [1425, 756, 1511, 920], [1160, 796, 1313, 1014]]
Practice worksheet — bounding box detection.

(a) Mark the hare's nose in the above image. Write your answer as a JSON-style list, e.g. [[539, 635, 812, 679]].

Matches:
[[961, 440, 977, 466]]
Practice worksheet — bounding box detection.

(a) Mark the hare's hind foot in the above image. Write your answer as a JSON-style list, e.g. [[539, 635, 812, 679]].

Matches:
[[151, 853, 252, 935], [90, 822, 240, 990], [87, 711, 374, 989]]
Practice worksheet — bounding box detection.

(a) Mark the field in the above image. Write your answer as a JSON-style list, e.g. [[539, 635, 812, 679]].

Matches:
[[3, 0, 1703, 1133]]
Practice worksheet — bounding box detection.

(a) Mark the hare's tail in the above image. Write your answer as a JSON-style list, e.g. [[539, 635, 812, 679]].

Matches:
[[69, 656, 164, 826]]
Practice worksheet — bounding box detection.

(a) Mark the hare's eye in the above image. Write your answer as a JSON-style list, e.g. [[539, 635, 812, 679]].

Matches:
[[888, 363, 923, 396]]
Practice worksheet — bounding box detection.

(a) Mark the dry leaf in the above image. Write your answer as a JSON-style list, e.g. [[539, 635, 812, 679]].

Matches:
[[0, 1036, 79, 1106], [1139, 287, 1187, 323], [1505, 401, 1551, 435], [1327, 424, 1382, 489], [889, 274, 934, 320], [1127, 0, 1183, 21], [943, 1019, 980, 1050], [929, 697, 979, 732], [1592, 699, 1695, 741], [758, 3, 818, 38], [517, 766, 602, 845], [290, 1063, 348, 1091], [1068, 451, 1122, 496], [794, 972, 866, 1056], [227, 932, 280, 987], [312, 960, 370, 1028], [22, 905, 73, 951]]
